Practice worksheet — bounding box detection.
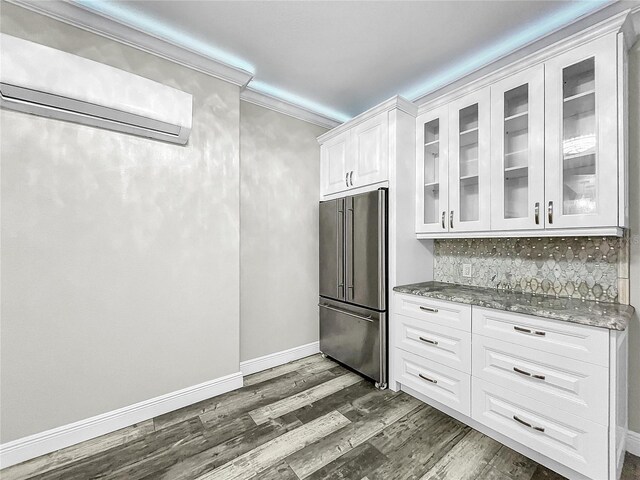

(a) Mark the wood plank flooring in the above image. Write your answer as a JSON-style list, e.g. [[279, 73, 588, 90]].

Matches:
[[2, 354, 639, 480]]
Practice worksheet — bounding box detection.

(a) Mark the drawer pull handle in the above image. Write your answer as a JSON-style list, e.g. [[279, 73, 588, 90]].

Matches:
[[419, 306, 439, 313], [419, 373, 437, 384], [513, 326, 546, 336], [513, 415, 545, 433], [513, 367, 546, 381], [419, 336, 439, 346]]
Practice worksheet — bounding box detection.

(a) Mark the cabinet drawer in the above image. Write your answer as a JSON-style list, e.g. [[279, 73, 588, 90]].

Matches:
[[394, 294, 471, 332], [395, 348, 470, 416], [473, 335, 608, 425], [472, 378, 608, 480], [395, 314, 471, 373], [473, 307, 609, 366]]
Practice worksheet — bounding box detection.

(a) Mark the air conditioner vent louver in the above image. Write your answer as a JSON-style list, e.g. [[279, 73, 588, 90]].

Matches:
[[0, 34, 192, 144]]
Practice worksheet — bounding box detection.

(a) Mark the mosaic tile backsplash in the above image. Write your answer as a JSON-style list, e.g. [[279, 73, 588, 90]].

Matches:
[[434, 237, 623, 302]]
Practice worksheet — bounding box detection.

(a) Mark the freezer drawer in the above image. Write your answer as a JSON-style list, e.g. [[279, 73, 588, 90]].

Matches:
[[319, 298, 386, 385]]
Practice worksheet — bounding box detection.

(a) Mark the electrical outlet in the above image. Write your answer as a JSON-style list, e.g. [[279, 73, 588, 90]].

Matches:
[[462, 264, 472, 278]]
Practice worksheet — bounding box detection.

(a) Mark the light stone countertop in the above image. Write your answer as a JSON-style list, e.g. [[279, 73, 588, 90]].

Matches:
[[393, 281, 635, 331]]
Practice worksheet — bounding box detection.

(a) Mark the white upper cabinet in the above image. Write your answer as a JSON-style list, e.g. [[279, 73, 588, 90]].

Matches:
[[544, 35, 619, 229], [416, 105, 449, 234], [319, 97, 416, 198], [351, 112, 389, 188], [448, 87, 491, 232], [490, 64, 545, 231], [320, 130, 350, 196], [415, 27, 629, 238]]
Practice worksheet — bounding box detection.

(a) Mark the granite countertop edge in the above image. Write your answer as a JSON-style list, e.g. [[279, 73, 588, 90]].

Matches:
[[393, 281, 634, 331]]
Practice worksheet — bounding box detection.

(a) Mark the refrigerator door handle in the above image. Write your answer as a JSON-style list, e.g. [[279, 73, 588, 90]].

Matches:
[[346, 197, 354, 301], [318, 303, 374, 322]]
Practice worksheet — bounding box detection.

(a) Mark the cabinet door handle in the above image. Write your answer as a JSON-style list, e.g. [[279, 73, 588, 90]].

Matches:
[[419, 306, 438, 313], [534, 202, 540, 225], [441, 211, 446, 229], [513, 325, 546, 336], [513, 367, 546, 381], [449, 210, 454, 229], [548, 201, 553, 224], [419, 373, 437, 384], [349, 171, 354, 187], [345, 172, 349, 188], [513, 415, 545, 433], [419, 336, 439, 346]]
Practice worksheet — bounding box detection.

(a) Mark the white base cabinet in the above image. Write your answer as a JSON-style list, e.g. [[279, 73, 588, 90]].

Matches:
[[392, 292, 628, 480]]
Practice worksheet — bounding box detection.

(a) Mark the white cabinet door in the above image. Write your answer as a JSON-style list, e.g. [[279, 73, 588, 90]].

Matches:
[[491, 65, 545, 231], [320, 130, 350, 196], [416, 105, 449, 234], [544, 34, 619, 229], [448, 87, 491, 232], [351, 112, 389, 189]]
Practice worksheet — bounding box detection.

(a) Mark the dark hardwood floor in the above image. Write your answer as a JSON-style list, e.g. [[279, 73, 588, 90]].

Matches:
[[2, 354, 639, 479]]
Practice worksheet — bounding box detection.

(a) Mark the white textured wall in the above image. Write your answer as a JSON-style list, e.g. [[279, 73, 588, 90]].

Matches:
[[628, 39, 640, 434], [240, 102, 327, 361], [0, 4, 240, 442]]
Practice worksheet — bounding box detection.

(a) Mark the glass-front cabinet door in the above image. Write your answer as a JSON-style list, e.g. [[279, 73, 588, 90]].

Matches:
[[416, 105, 449, 233], [448, 87, 491, 232], [490, 65, 545, 231], [544, 35, 618, 229]]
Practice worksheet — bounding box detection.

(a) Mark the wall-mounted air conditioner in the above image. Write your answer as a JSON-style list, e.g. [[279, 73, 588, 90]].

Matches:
[[0, 33, 193, 144]]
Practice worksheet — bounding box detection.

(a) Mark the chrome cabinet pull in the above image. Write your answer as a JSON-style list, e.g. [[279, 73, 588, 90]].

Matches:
[[548, 201, 553, 224], [513, 367, 546, 381], [349, 171, 354, 187], [534, 202, 540, 225], [513, 325, 546, 336], [419, 373, 437, 384], [441, 211, 446, 229], [449, 210, 454, 229], [345, 172, 349, 188], [513, 415, 545, 433], [419, 306, 439, 313], [419, 336, 439, 346]]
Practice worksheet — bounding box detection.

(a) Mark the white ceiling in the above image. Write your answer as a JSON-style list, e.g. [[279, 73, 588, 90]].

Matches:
[[78, 0, 620, 121]]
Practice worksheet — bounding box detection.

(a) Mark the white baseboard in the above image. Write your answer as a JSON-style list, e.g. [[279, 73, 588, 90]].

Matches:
[[0, 372, 243, 469], [240, 341, 320, 376], [628, 430, 640, 457]]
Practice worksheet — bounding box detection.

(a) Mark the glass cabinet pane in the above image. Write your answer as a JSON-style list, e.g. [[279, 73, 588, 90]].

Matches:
[[423, 119, 440, 224], [503, 84, 529, 219], [562, 57, 596, 215], [459, 104, 479, 222]]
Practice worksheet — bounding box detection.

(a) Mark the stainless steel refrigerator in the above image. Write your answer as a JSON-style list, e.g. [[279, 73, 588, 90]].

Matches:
[[318, 188, 387, 389]]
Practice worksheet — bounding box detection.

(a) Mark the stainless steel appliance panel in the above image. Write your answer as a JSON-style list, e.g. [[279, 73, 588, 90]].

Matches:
[[319, 297, 386, 383], [319, 197, 345, 300], [346, 189, 386, 310]]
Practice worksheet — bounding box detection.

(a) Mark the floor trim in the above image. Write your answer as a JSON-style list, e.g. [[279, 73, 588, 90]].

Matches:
[[628, 430, 640, 456], [0, 372, 243, 469], [240, 341, 320, 376]]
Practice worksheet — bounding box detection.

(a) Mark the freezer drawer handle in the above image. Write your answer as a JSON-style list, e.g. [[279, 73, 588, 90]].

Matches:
[[318, 303, 374, 322], [513, 367, 546, 381], [419, 306, 439, 313], [419, 336, 439, 346], [418, 373, 437, 384], [513, 415, 545, 433], [513, 325, 546, 336]]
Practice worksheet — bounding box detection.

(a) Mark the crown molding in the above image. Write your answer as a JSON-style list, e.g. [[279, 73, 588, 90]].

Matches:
[[240, 88, 340, 130], [415, 5, 636, 114], [317, 95, 416, 143], [7, 0, 254, 87]]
